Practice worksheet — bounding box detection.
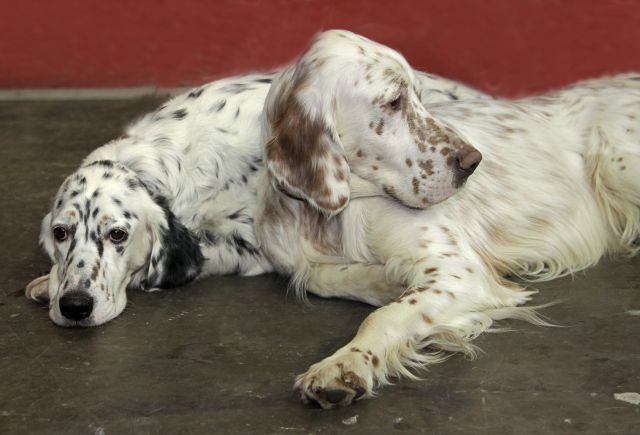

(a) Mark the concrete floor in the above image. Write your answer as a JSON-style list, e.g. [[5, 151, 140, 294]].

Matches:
[[0, 98, 639, 434]]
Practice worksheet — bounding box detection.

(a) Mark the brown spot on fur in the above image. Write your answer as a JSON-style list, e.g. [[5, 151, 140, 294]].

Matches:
[[356, 149, 365, 158], [433, 289, 442, 295], [424, 267, 438, 274], [422, 314, 433, 324], [412, 177, 420, 194], [372, 356, 379, 367], [418, 160, 434, 176], [375, 119, 384, 135], [372, 165, 379, 170], [351, 347, 361, 352], [91, 263, 100, 280], [406, 158, 413, 167], [440, 147, 451, 156], [446, 291, 456, 299], [409, 299, 417, 304]]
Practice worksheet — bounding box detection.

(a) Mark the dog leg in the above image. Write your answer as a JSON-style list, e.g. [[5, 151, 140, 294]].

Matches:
[[304, 263, 404, 306], [295, 227, 534, 408]]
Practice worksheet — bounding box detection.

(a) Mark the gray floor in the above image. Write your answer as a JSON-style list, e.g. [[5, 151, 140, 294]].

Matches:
[[1, 98, 638, 435]]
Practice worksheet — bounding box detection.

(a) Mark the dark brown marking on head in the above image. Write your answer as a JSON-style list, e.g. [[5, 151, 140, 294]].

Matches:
[[406, 158, 413, 167], [375, 118, 384, 135], [422, 314, 433, 324], [372, 356, 379, 367], [424, 267, 438, 274], [409, 298, 417, 304]]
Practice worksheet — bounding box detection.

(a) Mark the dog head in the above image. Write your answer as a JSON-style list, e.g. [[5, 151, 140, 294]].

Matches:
[[30, 160, 203, 327], [263, 30, 482, 214]]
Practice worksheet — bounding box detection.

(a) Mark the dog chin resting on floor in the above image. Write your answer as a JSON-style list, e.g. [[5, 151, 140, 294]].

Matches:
[[254, 30, 640, 408], [25, 41, 486, 328]]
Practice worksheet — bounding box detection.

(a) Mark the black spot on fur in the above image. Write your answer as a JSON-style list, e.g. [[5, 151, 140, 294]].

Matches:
[[84, 279, 91, 289], [212, 100, 227, 112], [227, 209, 244, 221], [231, 232, 259, 256], [241, 175, 248, 183], [56, 199, 63, 209], [447, 91, 459, 101], [70, 190, 80, 198], [123, 211, 131, 219], [102, 172, 112, 179], [254, 77, 272, 83], [172, 108, 188, 120], [68, 238, 77, 255], [112, 197, 122, 206], [126, 178, 140, 190], [91, 207, 100, 219], [91, 189, 101, 199], [115, 246, 124, 254], [77, 260, 85, 268], [86, 160, 114, 168], [188, 88, 204, 98], [235, 107, 240, 119]]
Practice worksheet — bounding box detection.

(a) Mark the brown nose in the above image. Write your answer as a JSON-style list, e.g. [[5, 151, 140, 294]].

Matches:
[[454, 144, 482, 186]]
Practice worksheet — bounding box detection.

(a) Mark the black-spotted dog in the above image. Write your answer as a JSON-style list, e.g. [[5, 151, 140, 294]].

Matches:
[[26, 68, 487, 327], [255, 30, 640, 408]]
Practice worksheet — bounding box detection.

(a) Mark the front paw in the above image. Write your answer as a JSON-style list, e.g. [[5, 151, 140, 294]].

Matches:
[[25, 274, 50, 302], [295, 348, 375, 409]]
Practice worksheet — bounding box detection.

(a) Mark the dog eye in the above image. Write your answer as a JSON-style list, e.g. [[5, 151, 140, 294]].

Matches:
[[109, 229, 128, 244], [52, 226, 68, 242], [387, 95, 402, 111]]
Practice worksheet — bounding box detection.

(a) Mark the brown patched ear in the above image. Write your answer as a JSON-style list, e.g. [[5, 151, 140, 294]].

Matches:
[[265, 65, 350, 216]]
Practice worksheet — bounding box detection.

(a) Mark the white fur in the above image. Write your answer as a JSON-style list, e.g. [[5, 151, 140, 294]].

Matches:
[[255, 30, 640, 408]]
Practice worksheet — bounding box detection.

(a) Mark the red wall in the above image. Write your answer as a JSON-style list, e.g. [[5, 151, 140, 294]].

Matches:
[[2, 0, 640, 96]]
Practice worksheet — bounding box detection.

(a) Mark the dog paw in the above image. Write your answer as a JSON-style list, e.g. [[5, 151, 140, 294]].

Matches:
[[295, 349, 375, 409], [25, 274, 50, 302]]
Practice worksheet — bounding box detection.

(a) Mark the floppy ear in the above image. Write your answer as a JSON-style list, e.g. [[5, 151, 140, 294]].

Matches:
[[39, 212, 55, 260], [264, 64, 350, 216], [143, 197, 204, 290]]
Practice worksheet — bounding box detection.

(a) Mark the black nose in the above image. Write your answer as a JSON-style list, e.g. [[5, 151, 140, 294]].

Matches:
[[59, 291, 94, 321], [454, 145, 482, 186]]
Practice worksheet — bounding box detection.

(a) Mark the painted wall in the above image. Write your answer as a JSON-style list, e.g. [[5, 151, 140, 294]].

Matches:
[[2, 0, 640, 96]]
